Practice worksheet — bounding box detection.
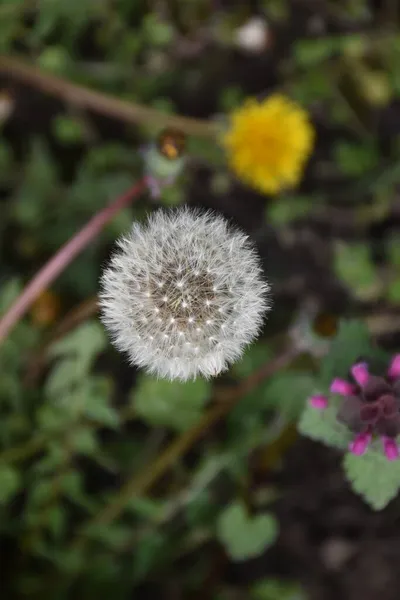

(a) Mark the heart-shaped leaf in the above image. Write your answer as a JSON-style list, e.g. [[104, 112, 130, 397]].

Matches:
[[216, 501, 278, 561]]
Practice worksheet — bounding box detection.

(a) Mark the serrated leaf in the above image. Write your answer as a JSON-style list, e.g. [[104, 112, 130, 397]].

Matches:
[[343, 446, 400, 510], [298, 396, 352, 449], [216, 502, 278, 561], [133, 376, 211, 431]]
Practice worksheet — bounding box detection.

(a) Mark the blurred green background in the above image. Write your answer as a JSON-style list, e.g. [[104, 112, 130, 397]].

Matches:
[[1, 1, 400, 599]]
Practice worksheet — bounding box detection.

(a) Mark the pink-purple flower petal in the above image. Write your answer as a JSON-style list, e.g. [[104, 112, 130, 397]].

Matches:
[[349, 432, 371, 456], [351, 362, 369, 387], [388, 354, 400, 381], [382, 436, 399, 461], [309, 394, 328, 410], [330, 378, 356, 396]]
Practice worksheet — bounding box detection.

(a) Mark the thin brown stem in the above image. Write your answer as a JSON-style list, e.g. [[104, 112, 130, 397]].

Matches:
[[0, 56, 219, 138]]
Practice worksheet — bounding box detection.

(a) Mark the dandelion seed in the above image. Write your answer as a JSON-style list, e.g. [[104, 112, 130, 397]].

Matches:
[[99, 206, 270, 381]]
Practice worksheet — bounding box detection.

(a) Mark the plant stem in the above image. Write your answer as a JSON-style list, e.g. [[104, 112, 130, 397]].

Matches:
[[0, 178, 147, 344], [0, 56, 219, 138]]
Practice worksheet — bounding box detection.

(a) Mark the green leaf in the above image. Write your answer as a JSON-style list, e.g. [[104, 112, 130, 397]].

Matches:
[[216, 502, 278, 561], [333, 242, 381, 301], [334, 141, 379, 177], [186, 490, 217, 527], [343, 445, 400, 510], [142, 13, 175, 46], [267, 195, 316, 226], [319, 320, 372, 386], [47, 506, 66, 539], [261, 371, 317, 420], [52, 114, 86, 144], [132, 532, 167, 581], [386, 279, 400, 303], [12, 140, 58, 225], [45, 357, 85, 398], [387, 235, 400, 267], [294, 37, 343, 67], [231, 342, 274, 379], [0, 278, 22, 312], [298, 395, 352, 449], [251, 578, 307, 600], [133, 376, 211, 431], [49, 321, 106, 368], [83, 523, 132, 549], [69, 427, 98, 455], [28, 479, 54, 507], [0, 465, 21, 504]]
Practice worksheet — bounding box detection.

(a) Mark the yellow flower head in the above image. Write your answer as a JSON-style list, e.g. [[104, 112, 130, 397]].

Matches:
[[221, 94, 315, 195]]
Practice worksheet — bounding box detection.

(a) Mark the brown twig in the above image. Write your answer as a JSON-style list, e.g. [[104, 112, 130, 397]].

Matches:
[[0, 56, 219, 138]]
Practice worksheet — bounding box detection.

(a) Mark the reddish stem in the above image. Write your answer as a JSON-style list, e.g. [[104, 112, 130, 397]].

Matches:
[[0, 177, 147, 344]]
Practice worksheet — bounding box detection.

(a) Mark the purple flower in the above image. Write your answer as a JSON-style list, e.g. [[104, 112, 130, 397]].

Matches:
[[308, 354, 400, 461]]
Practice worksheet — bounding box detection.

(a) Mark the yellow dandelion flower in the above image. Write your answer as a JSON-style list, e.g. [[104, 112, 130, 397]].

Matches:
[[221, 94, 315, 195]]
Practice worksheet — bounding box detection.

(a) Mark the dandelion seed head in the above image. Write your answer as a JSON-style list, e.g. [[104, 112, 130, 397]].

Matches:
[[99, 206, 271, 381]]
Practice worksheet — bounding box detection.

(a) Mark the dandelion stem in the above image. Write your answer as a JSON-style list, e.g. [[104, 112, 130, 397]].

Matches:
[[0, 178, 147, 344], [0, 55, 219, 138]]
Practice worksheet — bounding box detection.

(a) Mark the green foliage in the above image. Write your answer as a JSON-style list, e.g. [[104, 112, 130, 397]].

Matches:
[[319, 319, 374, 385], [258, 371, 317, 421], [251, 579, 307, 600], [334, 141, 379, 177], [216, 501, 278, 561], [52, 114, 86, 144], [344, 446, 400, 510], [2, 0, 400, 594], [266, 194, 316, 226], [298, 320, 398, 510], [133, 376, 211, 430], [299, 320, 387, 448], [0, 465, 21, 505], [333, 242, 381, 301], [298, 395, 351, 449]]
